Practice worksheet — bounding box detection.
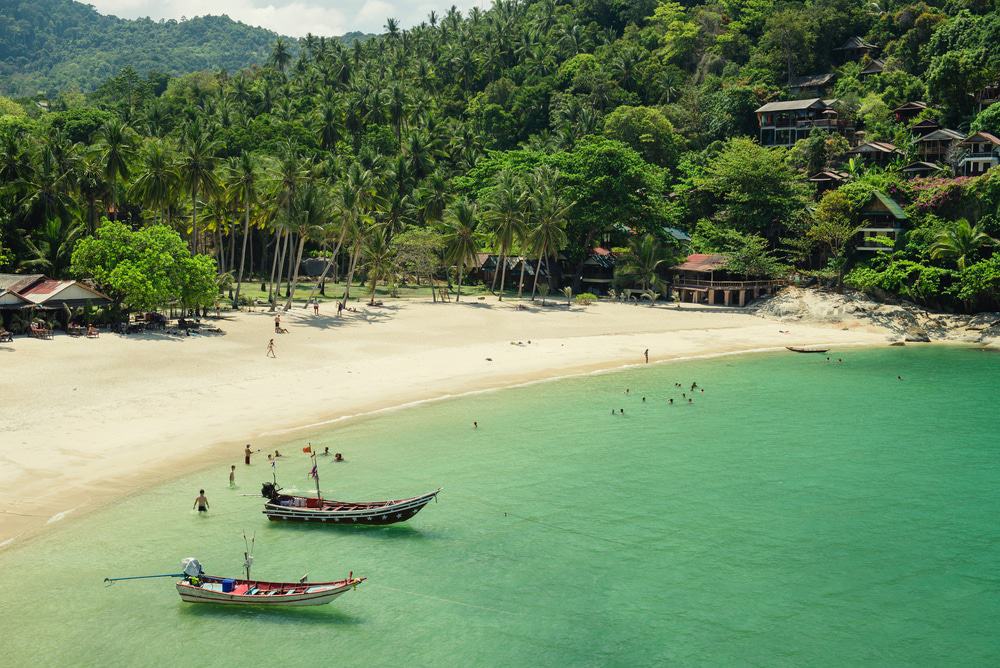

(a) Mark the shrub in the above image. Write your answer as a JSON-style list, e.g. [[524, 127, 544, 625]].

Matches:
[[575, 292, 598, 305]]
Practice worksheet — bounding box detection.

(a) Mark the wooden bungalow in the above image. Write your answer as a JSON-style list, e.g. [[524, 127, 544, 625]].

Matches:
[[856, 191, 908, 252], [754, 98, 854, 147], [787, 72, 836, 98], [670, 254, 782, 307], [808, 169, 850, 195], [834, 36, 878, 63], [846, 141, 901, 167], [901, 161, 941, 179], [915, 128, 964, 162], [910, 118, 941, 137], [892, 101, 928, 124], [579, 247, 616, 294], [859, 57, 885, 78], [957, 132, 1000, 176], [977, 82, 1000, 112], [0, 274, 111, 310]]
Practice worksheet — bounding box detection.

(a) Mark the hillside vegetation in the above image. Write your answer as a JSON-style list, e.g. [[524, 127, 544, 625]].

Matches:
[[1, 0, 999, 320], [0, 0, 286, 95]]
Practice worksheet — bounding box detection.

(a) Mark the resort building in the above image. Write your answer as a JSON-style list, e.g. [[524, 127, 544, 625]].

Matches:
[[977, 82, 1000, 112], [910, 118, 941, 136], [787, 73, 836, 98], [579, 247, 616, 294], [859, 57, 885, 78], [892, 101, 929, 124], [670, 254, 782, 307], [856, 191, 908, 252], [754, 98, 854, 147], [846, 141, 901, 167], [900, 162, 942, 179], [956, 132, 1000, 176], [915, 128, 964, 163], [808, 169, 850, 194], [834, 36, 878, 63], [0, 274, 110, 311]]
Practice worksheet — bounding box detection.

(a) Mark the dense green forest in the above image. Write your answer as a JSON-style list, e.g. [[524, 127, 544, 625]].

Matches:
[[2, 0, 1000, 321], [0, 0, 299, 95]]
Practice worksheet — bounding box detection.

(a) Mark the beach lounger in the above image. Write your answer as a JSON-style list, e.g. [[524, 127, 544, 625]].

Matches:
[[29, 325, 52, 339], [0, 329, 12, 342]]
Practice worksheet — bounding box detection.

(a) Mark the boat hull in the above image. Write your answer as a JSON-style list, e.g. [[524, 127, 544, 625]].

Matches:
[[176, 576, 363, 606], [263, 490, 440, 525]]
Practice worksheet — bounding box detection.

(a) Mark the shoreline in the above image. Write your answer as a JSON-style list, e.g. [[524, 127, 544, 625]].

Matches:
[[0, 301, 892, 551]]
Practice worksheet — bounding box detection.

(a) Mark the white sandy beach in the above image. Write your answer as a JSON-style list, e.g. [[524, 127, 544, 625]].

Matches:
[[0, 299, 890, 546]]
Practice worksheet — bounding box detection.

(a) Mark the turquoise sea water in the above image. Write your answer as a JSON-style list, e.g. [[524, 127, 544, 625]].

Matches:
[[1, 347, 999, 666]]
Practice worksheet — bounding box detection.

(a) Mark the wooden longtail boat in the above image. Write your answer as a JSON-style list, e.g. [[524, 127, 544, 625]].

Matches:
[[105, 546, 364, 607], [261, 453, 440, 525], [786, 346, 830, 353], [176, 574, 364, 606], [262, 482, 440, 525]]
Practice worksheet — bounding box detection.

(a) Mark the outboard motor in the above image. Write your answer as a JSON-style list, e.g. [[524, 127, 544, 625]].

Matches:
[[261, 482, 281, 500]]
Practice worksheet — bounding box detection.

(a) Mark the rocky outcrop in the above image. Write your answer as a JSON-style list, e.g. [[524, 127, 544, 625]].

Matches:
[[751, 287, 1000, 344]]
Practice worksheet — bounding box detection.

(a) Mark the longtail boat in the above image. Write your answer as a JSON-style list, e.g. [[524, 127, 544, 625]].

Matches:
[[105, 538, 364, 607], [786, 346, 830, 353], [175, 572, 364, 606], [261, 482, 440, 525], [261, 453, 440, 525]]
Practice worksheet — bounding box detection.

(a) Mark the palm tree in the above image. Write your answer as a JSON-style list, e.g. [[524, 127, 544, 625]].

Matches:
[[483, 171, 526, 300], [527, 175, 572, 299], [443, 198, 480, 302], [616, 234, 673, 303], [128, 139, 179, 225], [19, 217, 82, 277], [284, 182, 330, 309], [227, 152, 260, 308], [271, 39, 292, 73], [178, 123, 221, 254], [95, 121, 137, 215], [361, 226, 395, 305], [337, 163, 376, 307], [930, 219, 996, 271]]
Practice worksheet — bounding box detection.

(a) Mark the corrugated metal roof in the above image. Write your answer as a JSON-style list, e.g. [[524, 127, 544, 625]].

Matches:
[[672, 253, 728, 272], [872, 191, 908, 220], [918, 128, 964, 142], [755, 98, 825, 113], [788, 73, 835, 88], [835, 36, 877, 50], [892, 101, 928, 113]]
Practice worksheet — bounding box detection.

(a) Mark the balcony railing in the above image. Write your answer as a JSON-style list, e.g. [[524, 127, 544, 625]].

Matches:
[[672, 278, 785, 290]]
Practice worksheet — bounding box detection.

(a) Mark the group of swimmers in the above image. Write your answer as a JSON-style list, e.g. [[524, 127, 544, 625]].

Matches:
[[615, 382, 704, 414]]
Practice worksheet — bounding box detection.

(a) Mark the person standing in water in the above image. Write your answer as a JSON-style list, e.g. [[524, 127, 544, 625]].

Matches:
[[644, 349, 649, 363], [244, 444, 253, 466], [193, 490, 209, 513], [229, 465, 236, 488]]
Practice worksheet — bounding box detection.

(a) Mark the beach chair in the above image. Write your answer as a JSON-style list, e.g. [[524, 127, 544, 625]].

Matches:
[[0, 329, 12, 342], [30, 324, 52, 339]]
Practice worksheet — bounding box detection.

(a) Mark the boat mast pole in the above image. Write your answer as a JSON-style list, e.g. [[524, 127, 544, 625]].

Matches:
[[312, 453, 322, 501]]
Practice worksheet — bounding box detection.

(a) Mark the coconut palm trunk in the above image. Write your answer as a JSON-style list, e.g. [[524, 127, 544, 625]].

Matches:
[[283, 232, 297, 301], [530, 249, 545, 300], [284, 233, 308, 310], [267, 229, 281, 303], [516, 257, 528, 298], [270, 230, 289, 310], [233, 205, 251, 308], [456, 264, 464, 302], [305, 229, 348, 306], [341, 240, 362, 306], [190, 190, 199, 254], [498, 254, 508, 301]]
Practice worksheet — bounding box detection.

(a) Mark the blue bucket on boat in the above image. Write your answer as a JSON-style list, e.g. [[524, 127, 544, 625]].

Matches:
[[221, 578, 236, 593]]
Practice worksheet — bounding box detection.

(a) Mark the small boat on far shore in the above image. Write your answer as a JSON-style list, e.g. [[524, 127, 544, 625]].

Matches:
[[786, 346, 830, 353]]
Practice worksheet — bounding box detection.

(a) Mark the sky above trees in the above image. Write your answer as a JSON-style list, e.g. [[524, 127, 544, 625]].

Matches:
[[87, 0, 489, 36]]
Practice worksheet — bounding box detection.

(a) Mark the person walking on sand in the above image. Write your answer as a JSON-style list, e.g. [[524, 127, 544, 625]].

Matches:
[[644, 349, 649, 364], [266, 338, 276, 358], [193, 490, 209, 513], [229, 465, 236, 488], [313, 301, 319, 316], [244, 444, 253, 465]]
